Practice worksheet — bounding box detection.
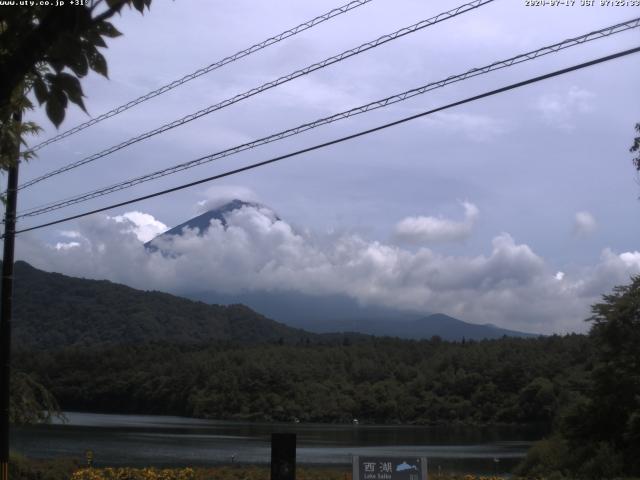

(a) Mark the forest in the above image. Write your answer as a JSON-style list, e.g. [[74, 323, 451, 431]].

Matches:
[[16, 334, 590, 427], [8, 260, 640, 477]]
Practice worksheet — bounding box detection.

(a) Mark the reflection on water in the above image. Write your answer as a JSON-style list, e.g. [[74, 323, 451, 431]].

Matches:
[[11, 412, 542, 474]]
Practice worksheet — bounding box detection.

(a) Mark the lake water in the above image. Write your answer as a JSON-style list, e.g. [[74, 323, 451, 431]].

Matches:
[[11, 412, 541, 474]]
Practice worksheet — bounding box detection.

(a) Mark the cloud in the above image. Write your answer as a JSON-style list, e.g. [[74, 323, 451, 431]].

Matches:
[[573, 211, 597, 237], [110, 211, 168, 243], [196, 186, 259, 213], [272, 76, 365, 113], [560, 248, 640, 300], [534, 86, 595, 130], [54, 242, 81, 251], [59, 230, 83, 239], [619, 251, 640, 269], [425, 112, 508, 142], [17, 203, 640, 335], [394, 202, 479, 244]]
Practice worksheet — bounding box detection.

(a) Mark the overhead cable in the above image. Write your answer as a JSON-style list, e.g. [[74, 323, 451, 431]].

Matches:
[[11, 45, 640, 236], [17, 0, 494, 191], [17, 17, 640, 219], [27, 0, 375, 153]]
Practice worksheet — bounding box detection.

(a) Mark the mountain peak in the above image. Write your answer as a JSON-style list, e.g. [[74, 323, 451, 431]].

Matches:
[[146, 199, 276, 251]]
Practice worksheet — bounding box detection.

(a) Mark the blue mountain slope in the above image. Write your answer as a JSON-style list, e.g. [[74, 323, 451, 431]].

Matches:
[[145, 199, 272, 252], [148, 200, 540, 341]]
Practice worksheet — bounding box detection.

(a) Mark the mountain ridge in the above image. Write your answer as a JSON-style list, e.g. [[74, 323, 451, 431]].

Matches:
[[8, 260, 325, 349], [146, 199, 539, 340]]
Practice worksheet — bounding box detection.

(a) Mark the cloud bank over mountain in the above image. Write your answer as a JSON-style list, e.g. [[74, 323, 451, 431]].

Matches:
[[16, 201, 640, 335]]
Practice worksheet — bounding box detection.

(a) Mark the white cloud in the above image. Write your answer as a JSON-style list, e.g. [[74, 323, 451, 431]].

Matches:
[[59, 230, 83, 239], [110, 211, 168, 243], [394, 201, 479, 244], [573, 211, 597, 237], [564, 248, 640, 299], [196, 186, 259, 213], [17, 203, 640, 334], [619, 251, 640, 270], [54, 242, 81, 251], [535, 86, 595, 130]]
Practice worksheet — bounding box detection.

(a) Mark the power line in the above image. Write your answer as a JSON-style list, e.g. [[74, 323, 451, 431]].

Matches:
[[17, 17, 640, 219], [16, 0, 494, 192], [26, 0, 375, 154], [11, 45, 640, 237]]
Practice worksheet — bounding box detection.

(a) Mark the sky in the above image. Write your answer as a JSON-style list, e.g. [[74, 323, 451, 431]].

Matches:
[[6, 0, 640, 334]]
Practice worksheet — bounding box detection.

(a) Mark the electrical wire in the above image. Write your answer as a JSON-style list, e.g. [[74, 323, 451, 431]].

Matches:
[[17, 16, 640, 219], [26, 0, 375, 153], [16, 0, 494, 192], [11, 45, 640, 237]]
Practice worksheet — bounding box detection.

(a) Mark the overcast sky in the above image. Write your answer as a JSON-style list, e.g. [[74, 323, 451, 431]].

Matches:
[[7, 0, 640, 334]]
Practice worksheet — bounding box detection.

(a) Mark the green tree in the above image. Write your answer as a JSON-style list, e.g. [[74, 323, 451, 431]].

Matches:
[[9, 372, 63, 425], [578, 277, 640, 476], [0, 0, 152, 168], [0, 0, 154, 426], [518, 278, 640, 478]]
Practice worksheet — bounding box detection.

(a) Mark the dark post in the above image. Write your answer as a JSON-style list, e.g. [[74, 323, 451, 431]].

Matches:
[[0, 111, 20, 480], [271, 433, 296, 480]]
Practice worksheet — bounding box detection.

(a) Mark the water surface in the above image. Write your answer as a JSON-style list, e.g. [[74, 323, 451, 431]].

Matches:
[[12, 412, 541, 474]]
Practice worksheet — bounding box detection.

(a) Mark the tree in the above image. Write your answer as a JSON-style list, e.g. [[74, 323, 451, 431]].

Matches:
[[579, 277, 640, 476], [517, 278, 640, 478], [0, 0, 154, 432], [9, 372, 63, 425], [632, 123, 640, 171], [0, 0, 152, 168]]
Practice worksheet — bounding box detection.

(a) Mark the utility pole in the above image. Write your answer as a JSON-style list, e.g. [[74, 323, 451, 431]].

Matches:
[[0, 111, 21, 480]]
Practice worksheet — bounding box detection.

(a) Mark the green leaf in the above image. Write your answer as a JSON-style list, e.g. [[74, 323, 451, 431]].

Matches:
[[66, 87, 87, 113], [96, 21, 122, 38], [105, 0, 126, 8], [68, 52, 89, 77], [55, 72, 81, 95], [132, 0, 145, 12], [19, 123, 42, 148], [45, 90, 68, 128], [55, 73, 87, 113], [52, 36, 91, 77], [22, 95, 34, 111], [52, 32, 82, 65], [87, 49, 108, 78], [45, 100, 64, 128], [86, 29, 107, 48], [49, 58, 64, 73]]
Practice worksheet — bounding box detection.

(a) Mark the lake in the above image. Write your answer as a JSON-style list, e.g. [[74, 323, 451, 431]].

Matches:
[[11, 412, 542, 474]]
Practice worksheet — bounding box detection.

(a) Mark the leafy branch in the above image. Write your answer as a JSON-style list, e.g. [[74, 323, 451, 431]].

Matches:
[[0, 0, 152, 170]]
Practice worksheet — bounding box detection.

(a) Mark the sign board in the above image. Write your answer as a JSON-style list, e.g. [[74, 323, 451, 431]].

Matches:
[[353, 456, 427, 480]]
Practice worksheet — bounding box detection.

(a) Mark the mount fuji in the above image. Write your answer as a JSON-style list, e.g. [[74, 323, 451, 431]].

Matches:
[[145, 199, 537, 341]]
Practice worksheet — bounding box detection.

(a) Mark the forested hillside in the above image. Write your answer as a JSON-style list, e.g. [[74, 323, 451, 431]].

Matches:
[[9, 261, 316, 348], [16, 334, 591, 427]]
